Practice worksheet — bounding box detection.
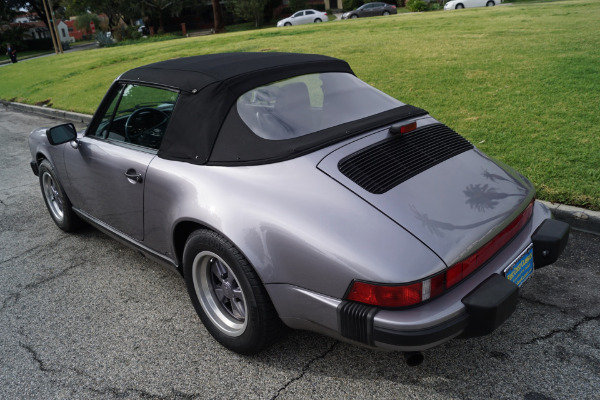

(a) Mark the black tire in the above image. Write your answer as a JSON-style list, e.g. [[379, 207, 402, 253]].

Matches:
[[351, 14, 358, 18], [456, 3, 464, 9], [383, 10, 390, 15], [486, 1, 494, 5], [284, 22, 291, 26], [314, 18, 322, 23], [183, 230, 284, 355], [38, 159, 80, 232]]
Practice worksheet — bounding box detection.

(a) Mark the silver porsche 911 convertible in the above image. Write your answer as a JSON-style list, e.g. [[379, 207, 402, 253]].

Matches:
[[28, 53, 569, 364]]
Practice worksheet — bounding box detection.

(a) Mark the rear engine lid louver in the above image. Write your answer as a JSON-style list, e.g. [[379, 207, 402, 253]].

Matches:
[[338, 123, 474, 194]]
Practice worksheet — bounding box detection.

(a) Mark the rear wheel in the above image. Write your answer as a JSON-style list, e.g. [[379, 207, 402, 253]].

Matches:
[[39, 159, 80, 231], [486, 1, 495, 5], [383, 10, 390, 15], [183, 230, 284, 354], [314, 18, 322, 23]]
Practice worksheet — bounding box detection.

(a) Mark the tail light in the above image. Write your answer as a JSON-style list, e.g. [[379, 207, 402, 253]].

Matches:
[[345, 200, 534, 308]]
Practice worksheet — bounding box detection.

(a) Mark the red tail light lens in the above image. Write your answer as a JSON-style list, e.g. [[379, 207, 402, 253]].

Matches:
[[345, 200, 534, 308], [347, 281, 422, 307]]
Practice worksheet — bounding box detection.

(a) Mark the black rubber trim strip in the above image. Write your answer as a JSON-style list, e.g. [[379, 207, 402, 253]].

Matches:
[[338, 301, 379, 345], [373, 313, 469, 347]]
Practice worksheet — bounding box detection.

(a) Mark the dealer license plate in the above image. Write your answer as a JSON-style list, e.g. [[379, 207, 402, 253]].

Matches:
[[504, 244, 534, 287]]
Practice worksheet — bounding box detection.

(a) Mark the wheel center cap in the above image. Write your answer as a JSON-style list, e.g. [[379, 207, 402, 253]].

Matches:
[[222, 281, 234, 298]]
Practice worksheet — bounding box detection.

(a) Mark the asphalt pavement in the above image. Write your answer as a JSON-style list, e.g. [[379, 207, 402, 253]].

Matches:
[[1, 108, 599, 399]]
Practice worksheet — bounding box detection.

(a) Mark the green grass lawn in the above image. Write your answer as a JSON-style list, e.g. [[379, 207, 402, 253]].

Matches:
[[0, 0, 598, 209]]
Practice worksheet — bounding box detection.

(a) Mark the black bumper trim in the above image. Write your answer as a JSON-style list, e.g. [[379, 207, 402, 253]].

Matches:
[[373, 313, 469, 347], [461, 273, 519, 337], [532, 218, 570, 269], [338, 301, 378, 345]]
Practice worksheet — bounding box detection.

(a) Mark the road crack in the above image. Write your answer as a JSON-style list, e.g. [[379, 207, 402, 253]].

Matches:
[[520, 314, 600, 345], [0, 293, 21, 313], [0, 261, 84, 315], [0, 234, 70, 266], [24, 261, 84, 291], [87, 386, 200, 399], [19, 342, 53, 372], [270, 341, 338, 400]]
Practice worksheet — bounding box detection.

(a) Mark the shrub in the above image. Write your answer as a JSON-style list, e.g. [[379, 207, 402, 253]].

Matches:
[[289, 0, 308, 12], [95, 32, 113, 47], [406, 0, 429, 11], [343, 0, 364, 11]]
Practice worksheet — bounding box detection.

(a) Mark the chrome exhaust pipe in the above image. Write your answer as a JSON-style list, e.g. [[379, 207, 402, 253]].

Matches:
[[403, 351, 424, 366]]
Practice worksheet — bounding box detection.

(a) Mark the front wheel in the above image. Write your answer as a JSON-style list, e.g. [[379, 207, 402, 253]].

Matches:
[[183, 230, 284, 354], [351, 14, 358, 18], [456, 3, 464, 9], [39, 159, 80, 231], [486, 1, 495, 5], [284, 22, 291, 26]]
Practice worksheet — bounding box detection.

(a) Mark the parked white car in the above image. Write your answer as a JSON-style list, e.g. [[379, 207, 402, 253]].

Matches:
[[444, 0, 499, 10], [277, 9, 328, 26]]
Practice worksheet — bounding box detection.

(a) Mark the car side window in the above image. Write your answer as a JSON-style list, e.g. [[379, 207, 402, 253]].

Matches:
[[90, 84, 178, 150], [293, 11, 304, 17], [91, 84, 125, 140], [306, 10, 314, 15]]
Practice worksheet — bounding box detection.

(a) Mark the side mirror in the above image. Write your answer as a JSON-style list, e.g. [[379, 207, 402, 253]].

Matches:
[[46, 123, 77, 145]]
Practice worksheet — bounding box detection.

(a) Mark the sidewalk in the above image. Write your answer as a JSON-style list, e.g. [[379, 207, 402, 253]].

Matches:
[[0, 42, 98, 66], [3, 100, 599, 235]]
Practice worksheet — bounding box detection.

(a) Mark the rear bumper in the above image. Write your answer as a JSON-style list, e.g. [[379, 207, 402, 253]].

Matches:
[[346, 273, 518, 349], [268, 210, 570, 352], [349, 218, 570, 350]]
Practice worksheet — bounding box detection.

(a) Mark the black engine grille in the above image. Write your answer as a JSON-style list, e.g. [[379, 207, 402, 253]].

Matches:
[[338, 123, 473, 194]]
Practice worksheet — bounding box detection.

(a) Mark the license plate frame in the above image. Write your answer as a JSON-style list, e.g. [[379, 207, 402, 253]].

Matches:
[[504, 244, 534, 287]]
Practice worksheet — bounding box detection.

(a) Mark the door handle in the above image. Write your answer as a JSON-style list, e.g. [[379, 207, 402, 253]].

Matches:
[[124, 169, 143, 183]]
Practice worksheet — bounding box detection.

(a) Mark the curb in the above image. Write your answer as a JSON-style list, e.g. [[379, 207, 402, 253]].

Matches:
[[2, 101, 92, 124], [4, 101, 599, 235], [540, 201, 600, 235]]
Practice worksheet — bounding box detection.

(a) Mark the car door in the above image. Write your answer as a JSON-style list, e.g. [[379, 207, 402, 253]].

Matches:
[[64, 83, 179, 241], [291, 11, 304, 24], [372, 3, 384, 15], [368, 4, 379, 16], [305, 10, 316, 22]]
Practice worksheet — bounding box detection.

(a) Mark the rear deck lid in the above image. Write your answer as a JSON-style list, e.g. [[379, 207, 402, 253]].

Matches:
[[317, 118, 534, 267]]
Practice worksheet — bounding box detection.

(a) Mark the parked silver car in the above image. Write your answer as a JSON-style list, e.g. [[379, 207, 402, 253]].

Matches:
[[444, 0, 498, 10], [342, 2, 398, 19], [277, 9, 329, 26], [29, 52, 569, 363]]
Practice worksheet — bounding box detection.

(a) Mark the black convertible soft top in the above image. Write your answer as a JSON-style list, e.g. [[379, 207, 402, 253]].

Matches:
[[119, 53, 426, 165]]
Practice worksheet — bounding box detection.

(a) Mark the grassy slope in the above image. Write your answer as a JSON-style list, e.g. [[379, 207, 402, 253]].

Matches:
[[0, 0, 598, 209]]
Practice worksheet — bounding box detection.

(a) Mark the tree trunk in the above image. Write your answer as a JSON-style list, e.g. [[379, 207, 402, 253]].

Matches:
[[158, 10, 165, 33], [211, 0, 225, 33]]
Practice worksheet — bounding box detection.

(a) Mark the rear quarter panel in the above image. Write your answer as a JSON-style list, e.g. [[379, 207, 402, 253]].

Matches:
[[143, 149, 446, 299]]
